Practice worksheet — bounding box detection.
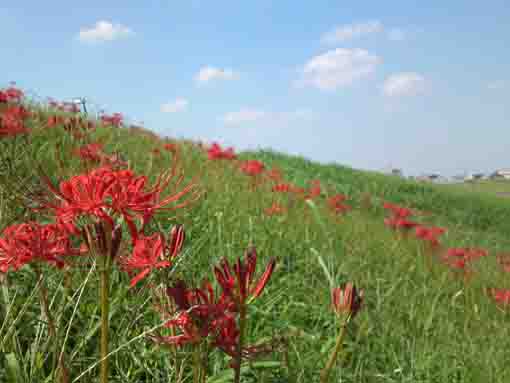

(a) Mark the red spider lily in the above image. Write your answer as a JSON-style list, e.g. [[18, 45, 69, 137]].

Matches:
[[214, 246, 276, 307], [272, 183, 293, 193], [74, 143, 104, 162], [163, 143, 177, 153], [264, 202, 286, 216], [121, 230, 183, 287], [305, 180, 322, 199], [207, 142, 237, 160], [100, 113, 123, 127], [384, 217, 419, 230], [152, 279, 235, 347], [82, 222, 123, 260], [331, 282, 364, 319], [0, 222, 77, 273], [415, 225, 446, 247], [487, 288, 510, 307], [496, 253, 510, 273], [37, 163, 198, 241], [0, 106, 29, 137], [239, 160, 265, 176], [440, 247, 488, 273], [383, 202, 413, 218], [0, 87, 24, 103], [327, 194, 351, 215], [47, 115, 64, 128]]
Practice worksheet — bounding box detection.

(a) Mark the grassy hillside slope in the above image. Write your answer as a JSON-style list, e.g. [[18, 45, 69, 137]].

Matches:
[[1, 94, 509, 383]]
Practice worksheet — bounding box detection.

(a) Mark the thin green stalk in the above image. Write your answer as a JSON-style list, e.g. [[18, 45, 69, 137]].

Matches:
[[320, 321, 348, 383], [233, 304, 246, 383], [99, 254, 111, 383], [192, 343, 202, 383]]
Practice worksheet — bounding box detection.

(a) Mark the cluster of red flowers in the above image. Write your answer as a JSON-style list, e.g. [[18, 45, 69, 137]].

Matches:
[[383, 202, 419, 230], [239, 160, 265, 176], [414, 225, 446, 247], [0, 104, 30, 137], [0, 222, 81, 272], [440, 247, 488, 271], [100, 113, 123, 127], [0, 87, 24, 103], [207, 142, 237, 160], [327, 194, 351, 215], [152, 247, 276, 365]]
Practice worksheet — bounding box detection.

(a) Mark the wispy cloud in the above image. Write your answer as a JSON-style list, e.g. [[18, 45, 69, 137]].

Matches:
[[221, 108, 313, 126], [222, 108, 265, 125], [487, 80, 505, 90], [321, 21, 383, 44], [161, 98, 188, 113], [382, 72, 426, 97], [298, 48, 381, 91], [387, 28, 406, 41], [77, 20, 134, 43], [194, 66, 239, 84]]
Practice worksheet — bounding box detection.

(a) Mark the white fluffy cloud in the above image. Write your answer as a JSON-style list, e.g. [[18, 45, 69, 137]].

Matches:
[[221, 108, 313, 125], [161, 98, 188, 113], [78, 21, 133, 43], [321, 21, 383, 44], [299, 48, 381, 91], [195, 66, 239, 84], [383, 72, 426, 97]]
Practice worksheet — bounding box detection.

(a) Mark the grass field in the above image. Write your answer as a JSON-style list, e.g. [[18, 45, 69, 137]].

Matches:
[[1, 89, 510, 383]]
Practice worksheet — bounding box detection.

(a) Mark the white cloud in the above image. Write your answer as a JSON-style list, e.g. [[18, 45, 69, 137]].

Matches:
[[221, 108, 313, 126], [487, 80, 505, 90], [299, 48, 381, 91], [195, 66, 239, 84], [321, 21, 383, 44], [222, 108, 265, 125], [78, 20, 133, 43], [161, 98, 188, 113], [387, 28, 406, 41], [382, 72, 426, 97]]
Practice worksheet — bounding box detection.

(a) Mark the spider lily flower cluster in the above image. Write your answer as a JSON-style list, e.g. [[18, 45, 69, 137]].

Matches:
[[151, 247, 277, 381]]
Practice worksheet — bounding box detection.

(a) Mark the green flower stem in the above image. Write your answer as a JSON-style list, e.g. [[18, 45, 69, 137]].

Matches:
[[320, 320, 348, 383], [234, 304, 246, 383], [100, 254, 112, 383]]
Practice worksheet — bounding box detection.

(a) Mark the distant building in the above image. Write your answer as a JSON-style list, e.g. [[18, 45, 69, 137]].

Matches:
[[464, 173, 485, 181], [416, 173, 442, 183], [391, 168, 403, 177], [491, 169, 510, 180]]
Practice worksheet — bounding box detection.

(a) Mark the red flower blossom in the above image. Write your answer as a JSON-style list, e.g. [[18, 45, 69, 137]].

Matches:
[[100, 113, 123, 127], [214, 246, 276, 307], [415, 225, 446, 247], [163, 143, 177, 153], [264, 202, 286, 216], [0, 222, 76, 273], [0, 87, 23, 103], [440, 247, 488, 272], [327, 194, 351, 214], [0, 105, 30, 137], [37, 164, 198, 241], [74, 143, 104, 162], [121, 227, 185, 287], [487, 288, 510, 307], [207, 142, 237, 160], [272, 183, 293, 193], [239, 160, 265, 176], [331, 282, 364, 319]]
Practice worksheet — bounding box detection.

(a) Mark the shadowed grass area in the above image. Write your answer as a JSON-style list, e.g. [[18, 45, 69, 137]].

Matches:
[[1, 100, 510, 383]]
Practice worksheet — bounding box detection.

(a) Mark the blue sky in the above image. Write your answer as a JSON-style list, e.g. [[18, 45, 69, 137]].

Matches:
[[1, 1, 509, 176]]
